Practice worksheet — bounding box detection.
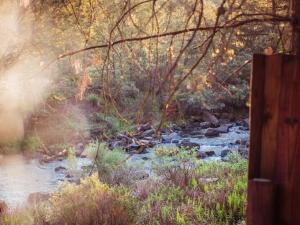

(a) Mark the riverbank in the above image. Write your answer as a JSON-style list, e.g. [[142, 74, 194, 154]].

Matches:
[[0, 116, 249, 208]]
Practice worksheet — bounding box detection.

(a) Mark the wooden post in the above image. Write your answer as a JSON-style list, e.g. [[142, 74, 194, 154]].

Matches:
[[247, 179, 275, 225], [291, 0, 300, 54], [247, 54, 300, 225]]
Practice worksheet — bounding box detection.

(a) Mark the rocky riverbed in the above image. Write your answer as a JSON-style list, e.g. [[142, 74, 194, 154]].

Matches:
[[0, 117, 249, 208]]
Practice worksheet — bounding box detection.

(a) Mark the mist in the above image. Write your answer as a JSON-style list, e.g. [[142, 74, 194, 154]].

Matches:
[[0, 1, 56, 145]]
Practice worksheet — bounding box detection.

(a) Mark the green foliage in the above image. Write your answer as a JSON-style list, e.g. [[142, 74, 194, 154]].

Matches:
[[139, 159, 248, 225], [103, 115, 133, 136], [85, 141, 132, 184], [22, 134, 42, 153], [85, 93, 99, 107]]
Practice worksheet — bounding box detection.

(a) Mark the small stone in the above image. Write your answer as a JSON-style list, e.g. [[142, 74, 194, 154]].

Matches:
[[127, 143, 140, 152], [141, 129, 155, 137], [55, 166, 67, 172], [179, 139, 200, 149], [204, 151, 215, 157], [216, 124, 233, 133], [239, 126, 249, 131], [196, 151, 207, 159], [139, 123, 152, 132], [199, 122, 212, 129], [221, 149, 231, 158], [204, 128, 220, 137], [238, 147, 248, 158], [116, 133, 130, 140], [162, 132, 181, 143], [190, 130, 203, 136], [192, 135, 204, 139], [171, 139, 180, 144]]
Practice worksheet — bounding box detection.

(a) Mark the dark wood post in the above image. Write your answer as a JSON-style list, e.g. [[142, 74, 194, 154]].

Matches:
[[247, 179, 275, 225], [291, 0, 300, 53]]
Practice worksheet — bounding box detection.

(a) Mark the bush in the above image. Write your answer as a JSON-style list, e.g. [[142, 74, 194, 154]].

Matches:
[[84, 141, 134, 185], [22, 134, 42, 153], [47, 175, 136, 225]]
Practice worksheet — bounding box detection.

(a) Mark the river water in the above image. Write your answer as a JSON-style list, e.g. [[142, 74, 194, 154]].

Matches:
[[0, 155, 90, 208]]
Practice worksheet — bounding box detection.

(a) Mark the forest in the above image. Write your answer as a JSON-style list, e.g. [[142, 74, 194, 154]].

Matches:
[[0, 0, 294, 224]]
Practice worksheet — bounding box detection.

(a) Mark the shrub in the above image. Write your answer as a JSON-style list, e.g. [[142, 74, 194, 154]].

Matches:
[[22, 134, 42, 154], [47, 175, 136, 225], [84, 141, 134, 185]]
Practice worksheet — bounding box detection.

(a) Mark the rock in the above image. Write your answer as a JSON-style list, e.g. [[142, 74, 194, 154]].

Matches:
[[179, 139, 200, 149], [221, 149, 232, 158], [0, 200, 7, 215], [204, 150, 215, 157], [162, 132, 181, 143], [190, 130, 204, 136], [237, 118, 249, 129], [192, 135, 204, 139], [215, 124, 233, 133], [127, 143, 140, 152], [235, 138, 248, 146], [239, 126, 249, 131], [28, 192, 50, 205], [171, 124, 182, 131], [116, 133, 131, 140], [55, 166, 67, 172], [202, 111, 219, 126], [196, 151, 207, 159], [204, 128, 220, 137], [171, 139, 180, 144], [141, 128, 155, 137], [199, 122, 212, 129], [238, 146, 248, 158], [138, 123, 152, 132], [143, 136, 154, 141], [111, 140, 126, 149]]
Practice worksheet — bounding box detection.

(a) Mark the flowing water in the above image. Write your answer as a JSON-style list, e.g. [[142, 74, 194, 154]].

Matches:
[[0, 154, 91, 208]]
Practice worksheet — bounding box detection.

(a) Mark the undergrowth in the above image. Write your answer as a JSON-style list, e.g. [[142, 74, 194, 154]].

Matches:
[[0, 151, 247, 225]]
